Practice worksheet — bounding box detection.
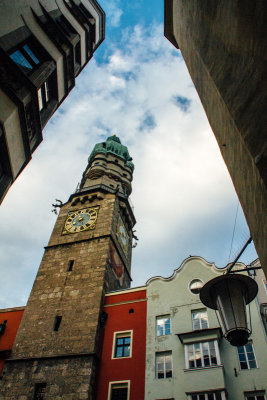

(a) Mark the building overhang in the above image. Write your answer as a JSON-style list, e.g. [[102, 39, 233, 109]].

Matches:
[[164, 0, 179, 49], [177, 327, 222, 344]]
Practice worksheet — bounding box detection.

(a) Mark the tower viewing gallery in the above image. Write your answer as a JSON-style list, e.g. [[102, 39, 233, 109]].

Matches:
[[0, 135, 135, 399]]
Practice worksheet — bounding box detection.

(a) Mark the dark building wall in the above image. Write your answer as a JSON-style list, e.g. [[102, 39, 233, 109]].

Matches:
[[165, 0, 267, 273], [0, 0, 105, 204]]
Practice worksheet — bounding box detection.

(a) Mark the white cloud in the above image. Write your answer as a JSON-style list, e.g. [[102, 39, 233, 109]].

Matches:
[[0, 23, 257, 308], [101, 0, 123, 27]]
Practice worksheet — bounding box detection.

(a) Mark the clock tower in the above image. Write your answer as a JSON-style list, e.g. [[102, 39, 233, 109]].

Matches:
[[0, 136, 135, 399]]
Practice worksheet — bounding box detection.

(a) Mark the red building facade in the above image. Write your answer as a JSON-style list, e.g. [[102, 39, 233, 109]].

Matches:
[[96, 287, 147, 400], [0, 307, 24, 373]]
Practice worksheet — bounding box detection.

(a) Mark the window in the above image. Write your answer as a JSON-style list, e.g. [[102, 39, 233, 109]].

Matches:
[[237, 342, 257, 370], [38, 79, 52, 111], [53, 316, 62, 331], [34, 383, 46, 400], [156, 315, 171, 336], [245, 392, 266, 400], [189, 279, 203, 294], [186, 341, 219, 368], [263, 280, 267, 293], [109, 381, 129, 400], [10, 43, 40, 73], [113, 331, 132, 358], [68, 260, 74, 271], [156, 351, 172, 379], [188, 392, 224, 400], [192, 309, 208, 330]]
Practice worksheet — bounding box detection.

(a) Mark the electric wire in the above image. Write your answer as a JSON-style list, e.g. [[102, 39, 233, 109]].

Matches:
[[228, 200, 239, 263]]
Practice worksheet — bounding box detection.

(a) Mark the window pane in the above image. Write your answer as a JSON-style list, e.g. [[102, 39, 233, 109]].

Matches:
[[201, 316, 208, 329], [115, 347, 123, 357], [194, 320, 201, 330], [239, 353, 246, 362], [166, 368, 172, 378], [246, 344, 253, 353], [124, 345, 130, 357], [248, 360, 257, 369], [240, 361, 248, 369], [38, 88, 43, 111], [10, 50, 32, 71], [199, 395, 205, 400], [157, 325, 163, 336], [124, 337, 130, 344], [111, 387, 128, 400], [23, 44, 39, 64], [208, 394, 215, 400], [44, 81, 49, 102]]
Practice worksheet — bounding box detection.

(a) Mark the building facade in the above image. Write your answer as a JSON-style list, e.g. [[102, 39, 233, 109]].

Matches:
[[0, 307, 24, 373], [1, 257, 267, 399], [145, 256, 267, 400], [0, 0, 105, 204], [164, 0, 267, 274], [0, 135, 135, 399], [96, 287, 147, 400]]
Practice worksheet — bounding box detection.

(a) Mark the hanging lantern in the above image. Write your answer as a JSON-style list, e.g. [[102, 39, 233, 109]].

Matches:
[[200, 274, 258, 347]]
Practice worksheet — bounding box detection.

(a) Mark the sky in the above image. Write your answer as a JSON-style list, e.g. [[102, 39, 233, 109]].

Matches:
[[0, 0, 258, 308]]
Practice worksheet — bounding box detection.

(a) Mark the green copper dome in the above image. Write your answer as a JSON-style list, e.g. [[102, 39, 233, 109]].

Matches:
[[88, 135, 134, 170]]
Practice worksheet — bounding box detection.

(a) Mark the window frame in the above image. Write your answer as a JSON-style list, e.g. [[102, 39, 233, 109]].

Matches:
[[185, 340, 221, 369], [191, 309, 208, 330], [112, 330, 133, 359], [156, 315, 171, 336], [155, 351, 173, 379], [108, 380, 130, 400], [244, 392, 266, 400], [237, 342, 258, 370], [187, 391, 226, 400]]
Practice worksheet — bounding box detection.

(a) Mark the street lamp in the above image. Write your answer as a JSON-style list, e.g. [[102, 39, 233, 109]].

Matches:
[[200, 274, 258, 346]]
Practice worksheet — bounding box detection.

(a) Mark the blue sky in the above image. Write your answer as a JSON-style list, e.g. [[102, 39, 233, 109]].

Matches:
[[0, 0, 258, 308]]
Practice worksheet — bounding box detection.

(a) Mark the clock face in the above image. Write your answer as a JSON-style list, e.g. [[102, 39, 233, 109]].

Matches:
[[117, 215, 129, 255], [64, 207, 99, 234]]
